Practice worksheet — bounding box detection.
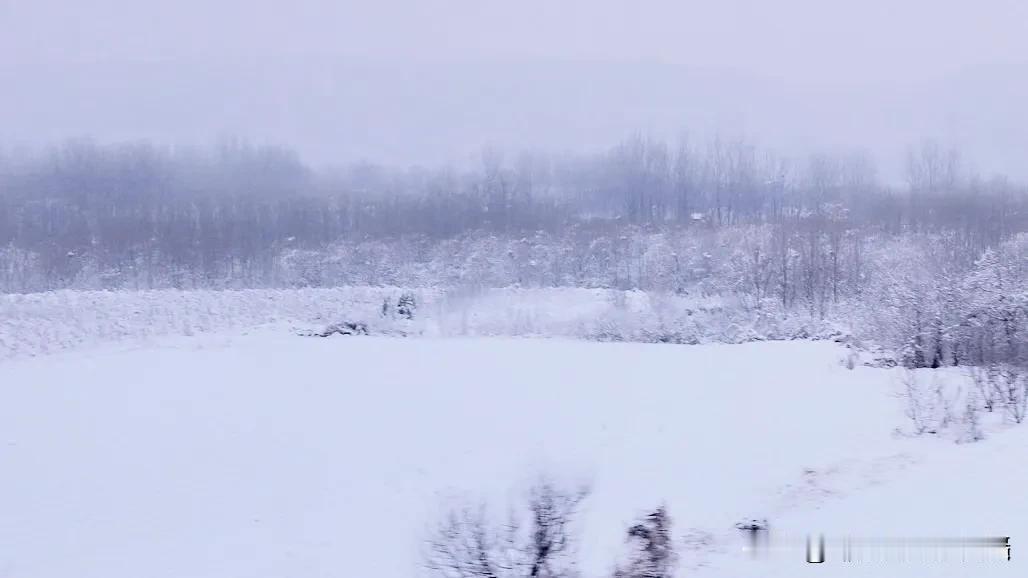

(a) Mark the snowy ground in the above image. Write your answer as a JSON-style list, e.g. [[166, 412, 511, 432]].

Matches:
[[0, 287, 834, 360], [0, 330, 1024, 577]]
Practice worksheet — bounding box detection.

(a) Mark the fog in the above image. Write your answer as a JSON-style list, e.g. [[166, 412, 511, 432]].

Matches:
[[4, 6, 1028, 578], [2, 0, 1027, 177]]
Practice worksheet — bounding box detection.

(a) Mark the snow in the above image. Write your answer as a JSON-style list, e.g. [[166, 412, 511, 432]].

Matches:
[[0, 287, 834, 361], [1, 329, 1023, 577]]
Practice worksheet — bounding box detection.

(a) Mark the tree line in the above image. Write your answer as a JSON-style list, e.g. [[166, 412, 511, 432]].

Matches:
[[0, 137, 1025, 369], [0, 137, 1024, 291]]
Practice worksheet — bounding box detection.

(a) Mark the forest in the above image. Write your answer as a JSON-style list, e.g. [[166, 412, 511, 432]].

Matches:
[[0, 137, 1025, 369]]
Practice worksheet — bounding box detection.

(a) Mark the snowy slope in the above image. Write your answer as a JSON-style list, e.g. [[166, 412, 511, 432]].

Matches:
[[1, 332, 1022, 577], [744, 425, 1028, 576]]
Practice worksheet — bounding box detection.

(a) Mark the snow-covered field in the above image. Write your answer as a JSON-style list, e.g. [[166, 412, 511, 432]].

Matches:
[[0, 287, 834, 360], [1, 326, 1024, 577]]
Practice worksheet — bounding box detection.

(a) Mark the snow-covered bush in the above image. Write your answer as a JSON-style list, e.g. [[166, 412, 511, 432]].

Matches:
[[313, 321, 369, 337], [397, 292, 417, 320], [989, 364, 1027, 424], [615, 507, 676, 578], [899, 364, 1027, 441], [958, 393, 986, 443], [967, 366, 997, 413], [900, 370, 958, 435]]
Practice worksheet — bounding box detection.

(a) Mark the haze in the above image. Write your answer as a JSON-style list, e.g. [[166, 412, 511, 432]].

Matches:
[[2, 0, 1027, 177], [2, 6, 1028, 578]]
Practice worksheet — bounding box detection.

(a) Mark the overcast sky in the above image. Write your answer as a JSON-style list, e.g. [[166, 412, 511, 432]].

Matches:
[[4, 0, 1026, 80], [1, 0, 1026, 176]]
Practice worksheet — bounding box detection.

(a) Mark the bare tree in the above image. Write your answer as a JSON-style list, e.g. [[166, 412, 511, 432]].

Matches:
[[426, 481, 590, 578], [525, 481, 590, 578], [906, 140, 962, 193], [426, 504, 505, 578]]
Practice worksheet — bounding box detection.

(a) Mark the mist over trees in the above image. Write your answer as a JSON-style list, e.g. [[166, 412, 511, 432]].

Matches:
[[0, 136, 1025, 368]]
